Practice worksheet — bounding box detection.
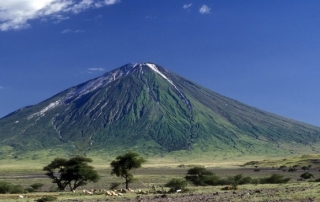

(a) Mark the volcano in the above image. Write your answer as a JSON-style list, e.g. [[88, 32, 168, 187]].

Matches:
[[1, 63, 320, 160]]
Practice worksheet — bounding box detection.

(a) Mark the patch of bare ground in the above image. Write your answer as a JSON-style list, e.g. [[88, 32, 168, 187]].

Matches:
[[126, 188, 318, 202]]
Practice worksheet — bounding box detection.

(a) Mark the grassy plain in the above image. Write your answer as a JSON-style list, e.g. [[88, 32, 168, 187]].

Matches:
[[0, 155, 320, 201]]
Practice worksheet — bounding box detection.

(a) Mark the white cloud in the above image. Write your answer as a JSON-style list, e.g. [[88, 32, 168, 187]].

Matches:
[[88, 68, 105, 71], [61, 28, 72, 34], [104, 0, 120, 5], [199, 5, 211, 14], [61, 28, 85, 34], [0, 0, 120, 31], [183, 4, 192, 9], [0, 86, 4, 90]]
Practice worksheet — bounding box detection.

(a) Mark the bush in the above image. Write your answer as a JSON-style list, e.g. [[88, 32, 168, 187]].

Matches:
[[300, 172, 314, 180], [0, 181, 12, 194], [0, 181, 25, 194], [186, 167, 213, 176], [260, 174, 290, 184], [31, 183, 44, 190], [10, 185, 24, 194], [25, 187, 35, 193], [185, 167, 219, 186], [238, 176, 253, 185], [288, 168, 297, 172], [201, 175, 221, 186], [186, 168, 254, 187], [279, 165, 287, 171], [225, 174, 252, 188], [252, 178, 259, 185], [165, 178, 188, 192]]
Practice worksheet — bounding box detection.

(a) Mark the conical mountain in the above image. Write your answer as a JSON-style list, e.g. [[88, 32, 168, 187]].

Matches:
[[1, 63, 320, 160]]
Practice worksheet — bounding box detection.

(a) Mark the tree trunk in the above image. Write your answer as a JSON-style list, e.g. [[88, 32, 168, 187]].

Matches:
[[125, 177, 129, 189]]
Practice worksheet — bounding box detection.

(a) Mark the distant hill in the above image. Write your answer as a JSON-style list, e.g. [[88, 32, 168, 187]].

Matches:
[[1, 63, 320, 161]]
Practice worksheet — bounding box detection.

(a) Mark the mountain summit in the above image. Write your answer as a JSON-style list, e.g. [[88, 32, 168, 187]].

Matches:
[[1, 63, 320, 160]]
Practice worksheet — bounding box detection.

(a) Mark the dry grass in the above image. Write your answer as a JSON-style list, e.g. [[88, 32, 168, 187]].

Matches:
[[1, 155, 320, 201]]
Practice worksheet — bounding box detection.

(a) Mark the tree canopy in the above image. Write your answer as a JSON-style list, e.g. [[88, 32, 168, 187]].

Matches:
[[185, 166, 219, 186], [43, 156, 100, 191], [110, 152, 146, 189]]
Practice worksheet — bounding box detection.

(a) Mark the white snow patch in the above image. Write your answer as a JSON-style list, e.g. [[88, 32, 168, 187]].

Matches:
[[145, 63, 176, 87], [27, 101, 60, 120], [64, 68, 128, 102]]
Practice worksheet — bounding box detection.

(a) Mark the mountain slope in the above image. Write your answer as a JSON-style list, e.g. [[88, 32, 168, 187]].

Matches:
[[0, 63, 320, 160]]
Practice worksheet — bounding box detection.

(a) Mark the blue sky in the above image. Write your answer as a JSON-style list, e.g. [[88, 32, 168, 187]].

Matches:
[[0, 0, 320, 126]]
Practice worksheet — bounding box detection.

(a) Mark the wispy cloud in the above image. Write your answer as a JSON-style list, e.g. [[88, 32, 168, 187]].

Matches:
[[61, 29, 85, 34], [75, 29, 85, 33], [199, 5, 211, 14], [0, 86, 4, 90], [87, 68, 105, 73], [53, 14, 70, 24], [61, 29, 72, 34], [0, 0, 120, 31], [104, 0, 120, 5], [183, 4, 192, 9]]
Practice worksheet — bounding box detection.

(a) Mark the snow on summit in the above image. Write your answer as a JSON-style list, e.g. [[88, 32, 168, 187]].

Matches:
[[130, 62, 176, 87]]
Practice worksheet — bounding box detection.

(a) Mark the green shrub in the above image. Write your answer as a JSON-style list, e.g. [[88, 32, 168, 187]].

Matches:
[[300, 172, 314, 180], [238, 176, 253, 185], [186, 167, 213, 176], [0, 181, 25, 194], [0, 181, 12, 194], [185, 167, 219, 186], [251, 178, 259, 185], [225, 174, 252, 188], [202, 175, 221, 186], [165, 178, 188, 192], [25, 187, 35, 193], [31, 183, 44, 190], [10, 185, 24, 194], [288, 167, 297, 172], [260, 174, 290, 184]]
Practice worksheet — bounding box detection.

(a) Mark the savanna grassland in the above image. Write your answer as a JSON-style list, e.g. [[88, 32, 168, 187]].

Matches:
[[1, 155, 320, 201]]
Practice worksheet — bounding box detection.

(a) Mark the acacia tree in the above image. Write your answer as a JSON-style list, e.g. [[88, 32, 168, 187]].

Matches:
[[43, 156, 100, 191], [110, 152, 146, 189]]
